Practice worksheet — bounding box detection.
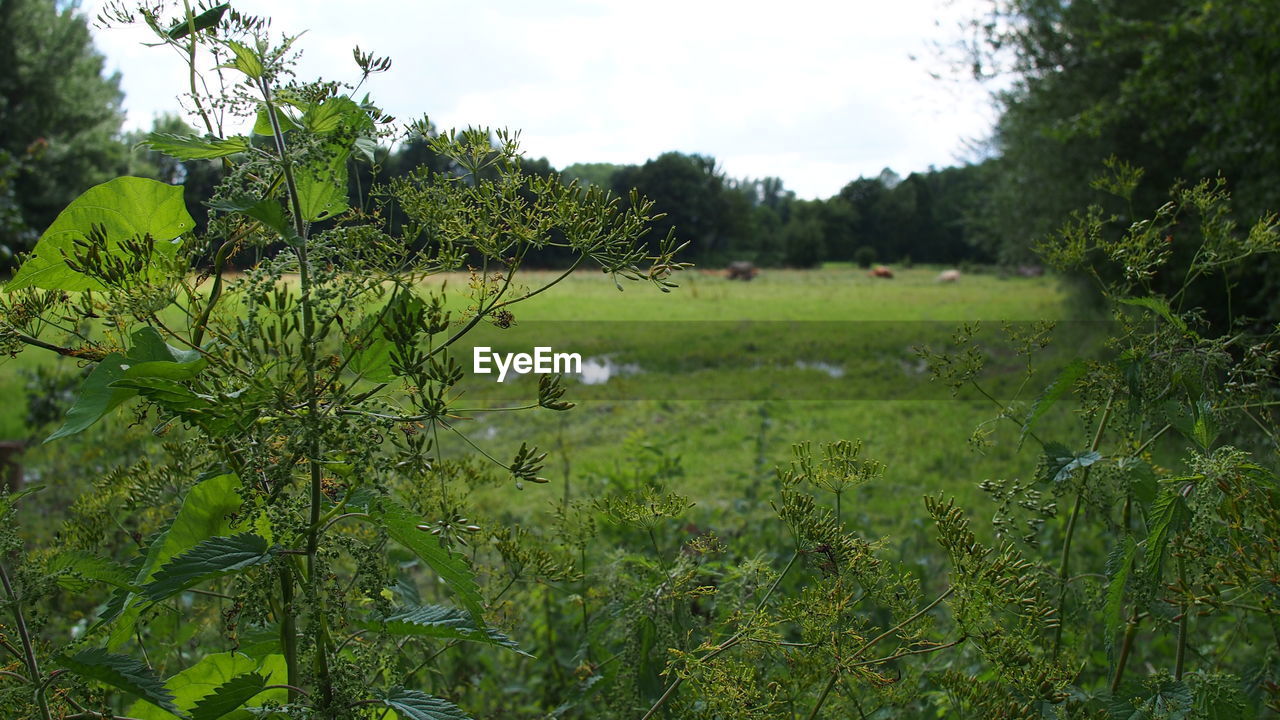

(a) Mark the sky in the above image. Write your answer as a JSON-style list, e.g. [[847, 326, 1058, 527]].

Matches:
[[80, 0, 999, 199]]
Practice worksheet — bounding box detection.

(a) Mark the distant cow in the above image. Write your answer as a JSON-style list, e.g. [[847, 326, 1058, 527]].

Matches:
[[726, 261, 759, 281], [1017, 264, 1044, 277], [868, 265, 894, 279], [936, 269, 961, 283]]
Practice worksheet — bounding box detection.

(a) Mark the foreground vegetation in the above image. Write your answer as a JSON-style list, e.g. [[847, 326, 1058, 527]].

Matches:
[[0, 4, 1278, 720]]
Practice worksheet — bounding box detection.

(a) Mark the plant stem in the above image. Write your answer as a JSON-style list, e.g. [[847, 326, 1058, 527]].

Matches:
[[0, 562, 50, 720], [1175, 549, 1189, 681], [1110, 610, 1140, 692], [1052, 392, 1114, 658], [278, 565, 298, 702], [806, 672, 839, 720]]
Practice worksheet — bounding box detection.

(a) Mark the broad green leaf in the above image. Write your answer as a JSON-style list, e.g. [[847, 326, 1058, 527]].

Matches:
[[50, 551, 133, 592], [1143, 487, 1192, 581], [123, 357, 208, 382], [102, 474, 243, 647], [222, 41, 263, 79], [141, 533, 273, 602], [144, 133, 249, 160], [7, 177, 193, 292], [1117, 296, 1194, 337], [112, 376, 212, 413], [295, 150, 349, 221], [1021, 358, 1086, 448], [207, 196, 298, 242], [128, 652, 287, 720], [253, 106, 301, 136], [166, 3, 228, 39], [188, 673, 266, 720], [361, 497, 485, 623], [1117, 457, 1158, 509], [381, 688, 472, 720], [301, 95, 370, 135], [1103, 536, 1136, 650], [58, 648, 184, 717], [1039, 443, 1103, 484], [361, 603, 530, 656], [344, 290, 423, 382], [48, 327, 196, 442]]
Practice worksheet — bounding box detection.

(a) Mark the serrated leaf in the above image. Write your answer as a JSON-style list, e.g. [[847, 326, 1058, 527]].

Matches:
[[301, 95, 369, 135], [166, 3, 228, 39], [206, 196, 298, 243], [1103, 536, 1136, 651], [1118, 296, 1194, 337], [127, 652, 286, 720], [1021, 358, 1087, 448], [1143, 488, 1192, 581], [48, 327, 197, 441], [144, 133, 250, 160], [295, 151, 349, 221], [253, 106, 301, 136], [6, 177, 193, 292], [222, 41, 263, 79], [188, 672, 266, 720], [101, 474, 244, 647], [141, 533, 272, 602], [344, 290, 423, 382], [362, 603, 530, 656], [359, 497, 485, 624], [50, 551, 134, 592], [1040, 443, 1103, 484], [58, 648, 184, 716], [381, 688, 472, 720]]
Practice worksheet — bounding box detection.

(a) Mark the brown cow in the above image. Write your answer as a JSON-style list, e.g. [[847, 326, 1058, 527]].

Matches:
[[726, 261, 759, 281], [868, 265, 894, 279]]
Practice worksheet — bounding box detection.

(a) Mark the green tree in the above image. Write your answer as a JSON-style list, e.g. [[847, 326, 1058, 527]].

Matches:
[[0, 0, 126, 262]]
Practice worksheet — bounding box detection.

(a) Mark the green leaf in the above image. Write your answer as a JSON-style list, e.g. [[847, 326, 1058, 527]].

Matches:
[[50, 551, 134, 592], [1117, 296, 1194, 337], [188, 672, 266, 720], [362, 603, 530, 656], [101, 474, 244, 647], [48, 327, 198, 442], [301, 95, 370, 135], [127, 652, 287, 720], [1143, 487, 1192, 581], [111, 376, 212, 413], [1021, 358, 1086, 448], [166, 3, 229, 39], [144, 133, 249, 160], [222, 41, 263, 79], [1103, 536, 1136, 649], [7, 177, 193, 292], [253, 106, 301, 136], [1117, 457, 1158, 509], [58, 648, 184, 717], [206, 196, 299, 243], [1039, 443, 1103, 484], [344, 290, 423, 382], [380, 688, 472, 720], [360, 497, 486, 624], [295, 151, 350, 221], [140, 533, 272, 602]]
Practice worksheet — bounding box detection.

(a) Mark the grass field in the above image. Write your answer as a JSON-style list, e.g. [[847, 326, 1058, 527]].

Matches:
[[3, 265, 1100, 542]]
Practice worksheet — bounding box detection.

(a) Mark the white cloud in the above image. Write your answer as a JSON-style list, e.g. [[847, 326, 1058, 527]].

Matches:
[[82, 0, 997, 198]]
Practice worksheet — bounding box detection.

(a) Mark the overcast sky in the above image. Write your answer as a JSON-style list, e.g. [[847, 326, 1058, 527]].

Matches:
[[81, 0, 998, 199]]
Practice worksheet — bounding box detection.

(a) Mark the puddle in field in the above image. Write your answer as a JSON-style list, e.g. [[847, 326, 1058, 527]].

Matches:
[[575, 356, 643, 385], [793, 360, 845, 378]]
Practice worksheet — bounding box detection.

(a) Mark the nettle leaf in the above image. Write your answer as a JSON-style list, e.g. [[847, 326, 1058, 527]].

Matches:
[[50, 551, 134, 592], [101, 474, 244, 647], [58, 648, 184, 717], [1021, 358, 1087, 448], [362, 603, 530, 656], [1103, 536, 1136, 649], [295, 150, 350, 221], [361, 497, 485, 623], [1143, 487, 1192, 581], [253, 105, 301, 136], [127, 652, 287, 720], [1117, 296, 1194, 338], [141, 533, 272, 602], [6, 177, 193, 292], [48, 327, 202, 442], [112, 377, 212, 413], [1117, 457, 1159, 509], [222, 41, 263, 79], [301, 95, 371, 135], [344, 290, 424, 382], [1040, 443, 1103, 484], [144, 133, 250, 160], [380, 688, 472, 720], [188, 672, 267, 720], [207, 196, 298, 243]]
